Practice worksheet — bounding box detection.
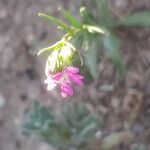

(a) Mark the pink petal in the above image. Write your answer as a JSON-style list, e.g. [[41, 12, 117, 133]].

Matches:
[[44, 78, 57, 90], [71, 77, 83, 86], [68, 74, 84, 86], [65, 67, 79, 74], [61, 84, 73, 96], [52, 72, 63, 80], [47, 83, 57, 91], [44, 78, 53, 84], [68, 73, 84, 80], [61, 91, 68, 98]]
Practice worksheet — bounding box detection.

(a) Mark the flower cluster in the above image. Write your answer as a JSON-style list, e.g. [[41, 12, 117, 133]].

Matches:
[[44, 67, 84, 97], [38, 38, 84, 98]]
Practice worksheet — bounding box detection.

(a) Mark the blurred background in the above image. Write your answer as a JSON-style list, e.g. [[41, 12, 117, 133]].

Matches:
[[0, 0, 150, 150]]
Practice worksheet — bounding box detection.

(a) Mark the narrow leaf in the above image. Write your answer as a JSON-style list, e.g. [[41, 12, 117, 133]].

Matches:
[[83, 24, 108, 35], [60, 8, 82, 28], [85, 41, 99, 80], [103, 34, 125, 78], [37, 41, 61, 55], [80, 6, 95, 24], [95, 0, 113, 28], [38, 13, 71, 31], [118, 11, 150, 26]]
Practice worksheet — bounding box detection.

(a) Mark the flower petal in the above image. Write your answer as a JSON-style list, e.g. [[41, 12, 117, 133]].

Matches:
[[44, 78, 57, 90], [44, 78, 52, 84], [47, 83, 57, 91], [52, 72, 63, 80], [65, 67, 79, 74], [71, 77, 83, 86], [68, 74, 84, 86], [68, 73, 84, 80], [61, 84, 73, 96], [61, 91, 68, 98]]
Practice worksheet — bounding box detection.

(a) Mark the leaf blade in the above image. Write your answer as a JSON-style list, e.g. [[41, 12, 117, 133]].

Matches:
[[60, 8, 82, 28], [103, 34, 125, 78], [95, 0, 113, 28], [85, 40, 99, 80], [118, 11, 150, 26], [38, 13, 71, 31], [37, 41, 62, 55]]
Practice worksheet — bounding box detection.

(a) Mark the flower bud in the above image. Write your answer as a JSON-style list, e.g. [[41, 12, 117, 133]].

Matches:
[[45, 42, 76, 75], [45, 51, 59, 76]]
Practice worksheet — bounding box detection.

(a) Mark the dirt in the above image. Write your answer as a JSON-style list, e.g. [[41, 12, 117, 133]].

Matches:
[[0, 0, 150, 150], [0, 0, 65, 150]]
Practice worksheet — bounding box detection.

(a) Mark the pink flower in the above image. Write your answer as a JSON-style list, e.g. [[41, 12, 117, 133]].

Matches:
[[44, 67, 84, 98]]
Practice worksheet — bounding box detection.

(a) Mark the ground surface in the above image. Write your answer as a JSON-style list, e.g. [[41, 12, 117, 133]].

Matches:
[[0, 0, 150, 150]]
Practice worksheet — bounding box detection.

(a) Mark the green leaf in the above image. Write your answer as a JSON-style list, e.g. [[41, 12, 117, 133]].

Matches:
[[60, 8, 82, 28], [72, 32, 84, 48], [83, 24, 108, 35], [118, 11, 150, 26], [103, 34, 125, 78], [22, 101, 54, 134], [80, 6, 95, 24], [79, 122, 96, 137], [37, 41, 62, 55], [38, 13, 71, 31], [22, 101, 101, 149], [85, 40, 99, 80], [95, 0, 113, 28]]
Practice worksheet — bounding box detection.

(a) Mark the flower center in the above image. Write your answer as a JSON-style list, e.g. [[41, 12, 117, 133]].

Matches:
[[59, 73, 70, 85]]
